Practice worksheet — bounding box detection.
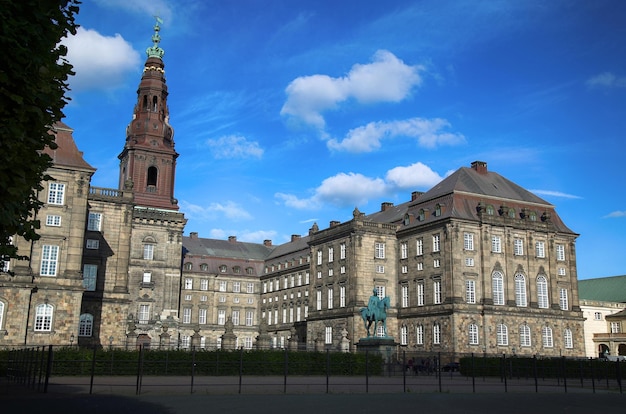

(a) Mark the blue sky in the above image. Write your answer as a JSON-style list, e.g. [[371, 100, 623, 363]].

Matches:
[[61, 0, 625, 280]]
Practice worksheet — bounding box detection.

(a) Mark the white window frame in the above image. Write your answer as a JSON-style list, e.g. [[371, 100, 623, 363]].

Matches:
[[317, 250, 323, 265], [78, 313, 93, 337], [34, 304, 53, 331], [138, 304, 150, 323], [559, 288, 568, 310], [400, 325, 408, 345], [184, 278, 193, 290], [232, 310, 240, 325], [416, 325, 424, 345], [327, 287, 333, 309], [325, 326, 332, 344], [82, 264, 97, 291], [46, 215, 61, 227], [416, 238, 423, 256], [143, 244, 154, 260], [514, 238, 524, 256], [497, 324, 508, 346], [520, 324, 531, 347], [417, 282, 424, 306], [339, 285, 346, 307], [535, 241, 545, 258], [464, 233, 474, 251], [432, 234, 440, 252], [433, 323, 441, 345], [40, 245, 59, 276], [217, 309, 226, 325], [465, 280, 476, 304], [537, 276, 549, 309], [400, 242, 408, 259], [219, 281, 227, 292], [491, 235, 501, 253], [86, 239, 99, 249], [542, 326, 553, 348], [87, 212, 102, 231], [564, 328, 573, 349], [233, 282, 241, 293], [515, 274, 527, 307], [199, 308, 207, 324], [183, 308, 192, 324], [246, 311, 254, 326], [469, 323, 479, 345], [47, 182, 65, 205], [247, 282, 254, 293], [556, 244, 565, 261], [492, 271, 504, 305], [433, 279, 442, 304], [375, 242, 385, 259], [340, 243, 346, 259], [316, 290, 322, 310], [200, 279, 208, 291], [401, 284, 409, 308], [328, 247, 334, 262]]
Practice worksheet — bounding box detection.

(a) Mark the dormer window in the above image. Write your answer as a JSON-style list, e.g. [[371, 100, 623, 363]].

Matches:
[[219, 265, 227, 273], [434, 204, 442, 217], [418, 209, 425, 221], [508, 208, 515, 218], [486, 205, 495, 215]]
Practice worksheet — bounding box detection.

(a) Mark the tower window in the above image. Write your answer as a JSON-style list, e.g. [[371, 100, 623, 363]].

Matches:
[[147, 166, 158, 188], [152, 96, 158, 112], [142, 95, 148, 110]]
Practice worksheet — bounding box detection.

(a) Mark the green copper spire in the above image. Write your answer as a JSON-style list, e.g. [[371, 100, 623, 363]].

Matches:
[[146, 16, 165, 59]]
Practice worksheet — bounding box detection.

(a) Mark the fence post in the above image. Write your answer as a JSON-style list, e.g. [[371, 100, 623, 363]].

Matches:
[[135, 344, 144, 395], [561, 356, 567, 393], [590, 358, 596, 393], [238, 347, 243, 394], [438, 352, 442, 393], [89, 345, 97, 394], [533, 355, 538, 393], [37, 346, 46, 391], [284, 347, 288, 394], [471, 353, 475, 393], [402, 350, 406, 393], [43, 345, 53, 393], [191, 347, 196, 394], [365, 349, 369, 394], [616, 359, 622, 394], [501, 353, 507, 392], [326, 349, 330, 394], [579, 359, 584, 388]]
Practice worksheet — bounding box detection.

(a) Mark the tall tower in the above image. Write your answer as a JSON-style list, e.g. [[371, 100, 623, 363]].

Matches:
[[118, 18, 178, 210]]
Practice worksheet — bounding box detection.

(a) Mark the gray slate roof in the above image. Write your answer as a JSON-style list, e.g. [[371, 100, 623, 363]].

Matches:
[[578, 275, 626, 303], [183, 236, 273, 260]]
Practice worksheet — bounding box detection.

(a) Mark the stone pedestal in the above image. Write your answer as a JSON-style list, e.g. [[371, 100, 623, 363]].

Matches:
[[221, 317, 238, 350], [355, 337, 397, 363], [256, 318, 272, 350]]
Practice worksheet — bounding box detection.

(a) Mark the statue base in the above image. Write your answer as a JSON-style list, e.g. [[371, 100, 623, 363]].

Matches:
[[356, 337, 397, 363]]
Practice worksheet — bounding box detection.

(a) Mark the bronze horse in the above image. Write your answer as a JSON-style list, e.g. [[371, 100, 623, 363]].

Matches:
[[360, 296, 390, 337]]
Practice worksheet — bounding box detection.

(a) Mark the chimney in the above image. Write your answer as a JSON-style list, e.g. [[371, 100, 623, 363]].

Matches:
[[381, 202, 394, 212], [291, 234, 301, 242], [411, 191, 423, 201], [263, 239, 273, 247], [471, 161, 488, 174], [330, 220, 340, 227], [190, 232, 198, 239], [228, 235, 237, 243]]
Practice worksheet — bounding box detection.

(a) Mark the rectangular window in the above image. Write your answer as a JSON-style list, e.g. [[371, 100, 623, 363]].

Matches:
[[328, 269, 333, 277], [40, 245, 59, 276], [233, 282, 241, 293], [316, 290, 322, 310], [417, 262, 423, 271], [138, 305, 150, 324], [317, 250, 323, 265], [143, 244, 154, 260], [465, 280, 476, 304], [535, 241, 545, 258], [340, 243, 346, 259], [469, 324, 479, 345], [433, 324, 441, 344], [46, 215, 61, 227], [200, 279, 208, 291], [217, 309, 226, 325], [375, 242, 385, 259], [247, 282, 254, 293], [465, 257, 474, 267], [86, 239, 99, 249], [417, 281, 424, 306], [376, 265, 385, 273], [559, 288, 568, 310], [594, 312, 602, 320], [325, 326, 332, 344], [339, 285, 346, 307], [433, 279, 442, 304], [47, 182, 65, 205], [400, 325, 408, 345], [183, 308, 192, 324], [514, 238, 524, 256], [327, 287, 333, 309], [464, 233, 474, 250], [184, 278, 193, 290], [232, 310, 240, 325], [432, 234, 440, 252], [491, 235, 502, 253], [558, 267, 566, 276], [401, 265, 408, 274], [400, 242, 408, 259], [610, 322, 621, 333], [542, 327, 553, 348], [556, 244, 565, 261], [564, 329, 573, 349], [401, 284, 409, 308], [493, 274, 504, 305], [83, 264, 97, 291], [416, 238, 423, 256], [34, 304, 53, 331], [219, 281, 227, 292], [433, 259, 440, 268], [520, 325, 531, 347], [87, 212, 102, 231], [497, 324, 508, 346], [328, 247, 334, 262], [246, 311, 254, 326], [416, 325, 424, 345], [199, 309, 207, 324]]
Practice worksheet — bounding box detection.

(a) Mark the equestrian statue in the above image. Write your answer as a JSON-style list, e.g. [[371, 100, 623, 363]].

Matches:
[[360, 288, 391, 337]]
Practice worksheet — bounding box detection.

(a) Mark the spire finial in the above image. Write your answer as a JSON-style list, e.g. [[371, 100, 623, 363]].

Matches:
[[146, 16, 165, 59]]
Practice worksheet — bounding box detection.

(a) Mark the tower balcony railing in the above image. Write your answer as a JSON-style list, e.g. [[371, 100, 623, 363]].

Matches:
[[89, 186, 131, 201]]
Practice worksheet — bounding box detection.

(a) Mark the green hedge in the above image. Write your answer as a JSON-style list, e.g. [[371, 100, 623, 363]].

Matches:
[[1, 348, 383, 377]]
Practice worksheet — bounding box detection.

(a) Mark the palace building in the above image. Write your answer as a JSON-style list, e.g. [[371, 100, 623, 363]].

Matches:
[[0, 21, 585, 357]]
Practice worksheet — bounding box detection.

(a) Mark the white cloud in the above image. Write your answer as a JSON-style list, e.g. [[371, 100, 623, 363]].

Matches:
[[586, 72, 626, 89], [280, 50, 423, 128], [205, 135, 264, 159], [275, 162, 443, 210], [179, 200, 252, 221], [604, 211, 626, 218], [386, 162, 444, 189], [62, 27, 140, 92], [327, 117, 466, 153], [529, 190, 582, 199]]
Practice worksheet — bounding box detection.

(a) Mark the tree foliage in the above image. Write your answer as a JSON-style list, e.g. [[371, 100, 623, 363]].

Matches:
[[0, 0, 80, 267]]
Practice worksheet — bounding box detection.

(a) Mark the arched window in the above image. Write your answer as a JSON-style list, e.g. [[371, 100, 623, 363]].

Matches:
[[0, 301, 5, 330], [537, 276, 549, 308], [152, 96, 158, 112], [142, 95, 148, 110], [469, 323, 479, 345], [515, 274, 527, 307], [497, 323, 508, 346], [147, 166, 158, 188], [79, 314, 93, 337], [400, 325, 408, 345], [520, 324, 531, 347], [416, 324, 424, 345], [434, 204, 442, 217], [184, 262, 193, 271], [564, 328, 573, 349], [34, 304, 53, 331], [492, 271, 504, 305]]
